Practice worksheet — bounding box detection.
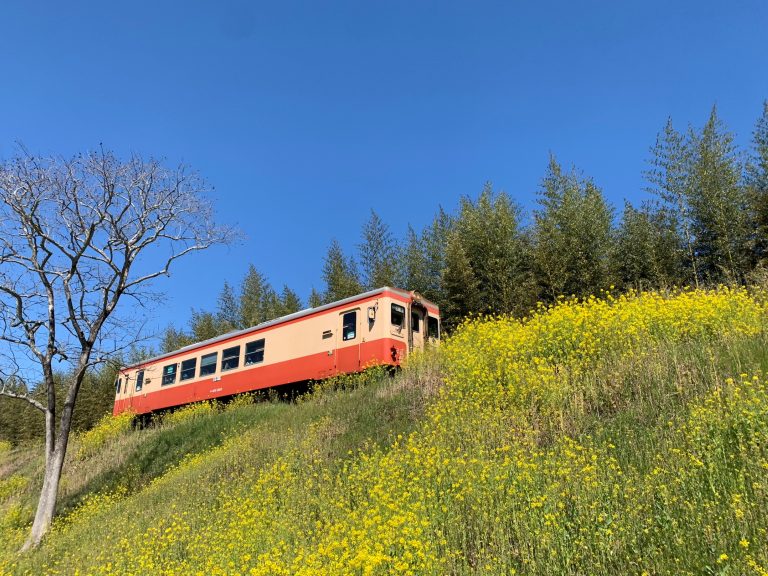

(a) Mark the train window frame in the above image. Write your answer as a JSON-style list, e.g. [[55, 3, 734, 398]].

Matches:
[[115, 377, 122, 395], [199, 352, 218, 377], [391, 304, 405, 330], [180, 358, 197, 381], [135, 370, 145, 393], [342, 310, 357, 341], [245, 339, 265, 365], [411, 311, 420, 333], [221, 345, 241, 371], [162, 363, 178, 386], [428, 316, 439, 339]]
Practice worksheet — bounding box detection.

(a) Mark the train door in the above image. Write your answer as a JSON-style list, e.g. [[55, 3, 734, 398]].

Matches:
[[409, 305, 426, 351], [132, 369, 145, 413], [336, 308, 361, 374], [124, 373, 134, 411]]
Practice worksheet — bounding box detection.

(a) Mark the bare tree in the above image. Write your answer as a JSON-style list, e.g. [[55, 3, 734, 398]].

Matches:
[[0, 148, 234, 550]]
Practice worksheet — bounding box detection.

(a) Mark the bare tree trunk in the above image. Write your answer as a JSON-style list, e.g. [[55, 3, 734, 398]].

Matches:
[[21, 401, 75, 551], [0, 148, 233, 551], [23, 450, 64, 550]]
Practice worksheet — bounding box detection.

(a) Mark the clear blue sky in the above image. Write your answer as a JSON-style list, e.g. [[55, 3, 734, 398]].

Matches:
[[1, 0, 767, 343]]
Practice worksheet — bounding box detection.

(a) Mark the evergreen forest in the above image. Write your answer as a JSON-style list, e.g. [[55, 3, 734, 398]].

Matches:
[[2, 102, 767, 445]]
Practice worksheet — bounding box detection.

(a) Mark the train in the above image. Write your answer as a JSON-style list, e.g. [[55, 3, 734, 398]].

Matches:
[[113, 287, 440, 415]]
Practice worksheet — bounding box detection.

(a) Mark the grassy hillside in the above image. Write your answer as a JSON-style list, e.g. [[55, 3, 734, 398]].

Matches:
[[2, 287, 768, 575]]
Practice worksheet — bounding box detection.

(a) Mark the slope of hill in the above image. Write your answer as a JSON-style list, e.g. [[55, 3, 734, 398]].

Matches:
[[2, 287, 768, 575]]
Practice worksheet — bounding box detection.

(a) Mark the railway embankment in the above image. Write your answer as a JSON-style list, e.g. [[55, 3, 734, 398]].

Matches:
[[3, 287, 768, 575]]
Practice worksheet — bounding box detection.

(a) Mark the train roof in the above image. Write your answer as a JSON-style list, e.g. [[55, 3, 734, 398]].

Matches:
[[122, 286, 438, 371]]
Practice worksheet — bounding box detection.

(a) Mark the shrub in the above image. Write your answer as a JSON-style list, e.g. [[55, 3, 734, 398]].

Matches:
[[11, 287, 768, 575], [76, 410, 135, 459], [163, 400, 219, 427], [0, 475, 28, 503]]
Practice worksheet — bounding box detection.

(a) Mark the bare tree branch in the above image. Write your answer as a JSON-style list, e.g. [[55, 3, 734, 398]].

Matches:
[[0, 147, 236, 550], [0, 385, 46, 413]]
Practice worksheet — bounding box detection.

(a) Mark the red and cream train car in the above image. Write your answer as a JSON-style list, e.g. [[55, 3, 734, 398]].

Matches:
[[113, 287, 440, 415]]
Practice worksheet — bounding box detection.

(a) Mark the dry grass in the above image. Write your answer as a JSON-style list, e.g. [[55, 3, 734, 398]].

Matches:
[[59, 427, 160, 500], [376, 349, 444, 419], [5, 287, 768, 575]]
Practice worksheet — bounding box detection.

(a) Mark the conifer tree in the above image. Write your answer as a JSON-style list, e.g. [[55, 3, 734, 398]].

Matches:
[[240, 265, 271, 326], [441, 232, 480, 332], [688, 106, 749, 283], [420, 208, 453, 304], [239, 266, 294, 324], [161, 325, 195, 353], [747, 101, 768, 267], [532, 156, 614, 300], [322, 239, 362, 302], [279, 285, 303, 315], [189, 310, 222, 341], [398, 226, 430, 294], [646, 118, 700, 286], [259, 286, 282, 322], [216, 281, 241, 331], [308, 287, 323, 308], [750, 100, 768, 196], [533, 159, 570, 299], [71, 363, 121, 432], [0, 381, 42, 444], [2, 362, 130, 444], [613, 201, 682, 290], [359, 210, 398, 290], [453, 184, 534, 316]]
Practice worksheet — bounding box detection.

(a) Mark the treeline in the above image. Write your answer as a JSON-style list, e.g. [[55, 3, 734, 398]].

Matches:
[[167, 102, 768, 339], [3, 103, 766, 444], [160, 266, 305, 353], [0, 363, 120, 445]]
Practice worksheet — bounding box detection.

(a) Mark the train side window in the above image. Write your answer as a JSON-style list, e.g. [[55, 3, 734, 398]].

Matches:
[[245, 339, 265, 365], [115, 378, 122, 395], [162, 364, 177, 386], [200, 352, 218, 376], [342, 311, 356, 341], [391, 304, 405, 330], [222, 346, 241, 371], [428, 316, 439, 339], [180, 358, 197, 381], [135, 370, 145, 392], [411, 312, 420, 333]]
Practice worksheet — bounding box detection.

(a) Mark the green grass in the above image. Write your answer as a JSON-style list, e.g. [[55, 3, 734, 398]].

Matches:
[[572, 334, 768, 473], [1, 289, 768, 575], [4, 334, 766, 574], [0, 366, 435, 573]]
